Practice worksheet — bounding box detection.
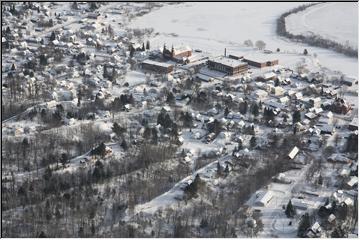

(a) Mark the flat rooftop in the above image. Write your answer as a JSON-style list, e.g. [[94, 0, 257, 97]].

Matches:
[[243, 54, 278, 63], [209, 56, 248, 68], [142, 59, 173, 68]]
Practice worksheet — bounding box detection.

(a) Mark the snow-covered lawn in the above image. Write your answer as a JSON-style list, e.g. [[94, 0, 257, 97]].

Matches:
[[286, 2, 358, 49], [124, 70, 147, 87]]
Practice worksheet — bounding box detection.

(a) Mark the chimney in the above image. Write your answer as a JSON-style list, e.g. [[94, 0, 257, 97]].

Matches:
[[224, 48, 227, 57]]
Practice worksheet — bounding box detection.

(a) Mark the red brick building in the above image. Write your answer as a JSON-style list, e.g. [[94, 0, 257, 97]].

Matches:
[[243, 57, 278, 68]]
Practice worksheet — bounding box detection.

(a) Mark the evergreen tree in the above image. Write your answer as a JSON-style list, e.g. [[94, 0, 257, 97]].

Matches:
[[129, 45, 135, 58], [251, 103, 259, 117], [303, 49, 308, 55], [112, 122, 126, 137], [317, 174, 323, 185], [60, 153, 68, 166], [141, 42, 145, 51], [39, 54, 48, 66], [285, 200, 296, 218], [250, 136, 256, 149], [239, 101, 248, 115], [50, 31, 56, 41], [93, 160, 104, 181], [91, 142, 107, 157], [297, 213, 311, 237], [151, 128, 158, 144], [103, 65, 108, 79], [224, 107, 229, 117], [5, 26, 11, 35], [143, 127, 152, 140], [120, 139, 128, 151], [346, 133, 358, 152], [166, 92, 175, 104], [146, 40, 150, 50], [292, 109, 301, 124], [238, 139, 243, 150], [274, 78, 280, 87], [216, 161, 222, 176], [224, 164, 230, 175], [43, 166, 52, 181]]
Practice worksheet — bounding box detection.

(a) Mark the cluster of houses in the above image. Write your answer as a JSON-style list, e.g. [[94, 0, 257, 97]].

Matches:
[[2, 2, 358, 235]]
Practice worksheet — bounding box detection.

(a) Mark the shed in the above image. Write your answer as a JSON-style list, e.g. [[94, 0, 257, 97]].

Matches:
[[288, 146, 299, 159]]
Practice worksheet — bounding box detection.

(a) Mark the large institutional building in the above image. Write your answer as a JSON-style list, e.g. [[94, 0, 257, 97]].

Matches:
[[207, 56, 248, 76]]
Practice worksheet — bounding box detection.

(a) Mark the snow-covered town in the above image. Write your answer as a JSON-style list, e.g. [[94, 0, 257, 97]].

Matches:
[[1, 2, 358, 238]]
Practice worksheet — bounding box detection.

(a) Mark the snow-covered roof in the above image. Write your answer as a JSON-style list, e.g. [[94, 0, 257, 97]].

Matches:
[[328, 214, 336, 222], [347, 176, 358, 187], [305, 112, 317, 119], [209, 56, 247, 68], [263, 72, 276, 79], [142, 59, 173, 68], [255, 191, 273, 206], [288, 146, 299, 159], [244, 55, 278, 63], [311, 222, 321, 233], [291, 198, 308, 210]]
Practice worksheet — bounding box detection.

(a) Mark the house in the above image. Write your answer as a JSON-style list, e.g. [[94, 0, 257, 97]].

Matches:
[[291, 198, 308, 211], [279, 96, 289, 104], [141, 59, 174, 74], [305, 112, 318, 120], [243, 56, 278, 68], [346, 176, 358, 188], [271, 86, 284, 96], [254, 191, 273, 207], [263, 72, 276, 80], [328, 214, 336, 224], [288, 146, 299, 159], [264, 100, 285, 112], [252, 89, 268, 101], [317, 124, 334, 135], [309, 97, 321, 108], [306, 222, 322, 237], [207, 56, 248, 76]]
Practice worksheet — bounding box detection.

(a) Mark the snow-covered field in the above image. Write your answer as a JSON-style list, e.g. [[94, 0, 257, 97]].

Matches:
[[286, 2, 358, 49], [131, 2, 358, 76]]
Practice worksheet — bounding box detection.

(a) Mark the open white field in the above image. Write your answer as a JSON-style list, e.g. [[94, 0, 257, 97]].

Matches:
[[130, 2, 358, 77], [286, 2, 358, 49]]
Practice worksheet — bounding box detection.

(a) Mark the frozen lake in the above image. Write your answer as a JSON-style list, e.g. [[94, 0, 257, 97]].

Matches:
[[131, 2, 358, 76]]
